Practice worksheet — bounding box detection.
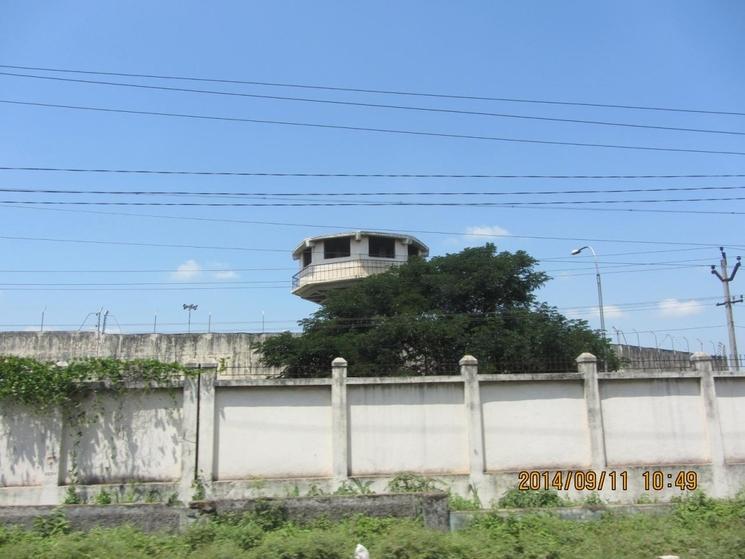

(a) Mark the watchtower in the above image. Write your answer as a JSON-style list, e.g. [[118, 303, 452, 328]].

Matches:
[[291, 231, 429, 303]]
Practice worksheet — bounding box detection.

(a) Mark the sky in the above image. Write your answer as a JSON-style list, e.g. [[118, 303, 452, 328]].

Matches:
[[1, 1, 744, 358]]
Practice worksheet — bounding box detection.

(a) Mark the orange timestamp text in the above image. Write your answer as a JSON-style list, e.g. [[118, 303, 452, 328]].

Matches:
[[518, 470, 698, 491]]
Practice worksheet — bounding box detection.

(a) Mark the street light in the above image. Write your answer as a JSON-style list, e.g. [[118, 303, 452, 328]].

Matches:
[[572, 245, 607, 371], [183, 304, 198, 333], [571, 246, 606, 338]]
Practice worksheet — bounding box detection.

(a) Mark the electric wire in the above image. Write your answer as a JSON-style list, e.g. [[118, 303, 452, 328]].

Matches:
[[7, 184, 745, 197], [1, 196, 744, 206], [0, 213, 738, 249], [4, 99, 745, 157], [3, 70, 744, 137], [2, 166, 745, 180], [0, 234, 287, 252], [3, 63, 744, 118]]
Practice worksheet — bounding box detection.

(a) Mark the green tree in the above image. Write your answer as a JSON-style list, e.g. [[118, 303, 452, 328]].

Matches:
[[261, 244, 614, 376]]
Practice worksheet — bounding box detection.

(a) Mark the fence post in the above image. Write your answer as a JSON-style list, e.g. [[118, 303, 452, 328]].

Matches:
[[577, 352, 607, 469], [461, 355, 485, 485], [691, 352, 728, 497], [331, 357, 349, 483], [40, 407, 64, 505]]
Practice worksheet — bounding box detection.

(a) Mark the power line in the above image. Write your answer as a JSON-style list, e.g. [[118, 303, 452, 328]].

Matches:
[[0, 257, 713, 274], [0, 207, 739, 249], [7, 184, 745, 197], [3, 70, 744, 138], [5, 202, 745, 223], [0, 262, 709, 278], [13, 199, 743, 216], [0, 280, 291, 286], [2, 165, 744, 180], [0, 267, 294, 273], [0, 286, 289, 291], [0, 234, 288, 252], [2, 195, 745, 206], [4, 99, 745, 157], [3, 63, 745, 118]]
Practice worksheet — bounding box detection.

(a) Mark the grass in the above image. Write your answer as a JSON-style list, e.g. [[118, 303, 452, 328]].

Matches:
[[1, 492, 745, 558]]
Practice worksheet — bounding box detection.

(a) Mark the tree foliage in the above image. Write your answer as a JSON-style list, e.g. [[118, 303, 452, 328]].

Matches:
[[261, 244, 614, 376]]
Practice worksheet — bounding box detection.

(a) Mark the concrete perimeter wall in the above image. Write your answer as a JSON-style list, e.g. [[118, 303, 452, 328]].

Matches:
[[0, 331, 284, 377], [2, 353, 745, 506]]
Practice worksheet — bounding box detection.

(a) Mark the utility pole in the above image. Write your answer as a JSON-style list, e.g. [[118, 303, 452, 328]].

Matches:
[[711, 247, 742, 371]]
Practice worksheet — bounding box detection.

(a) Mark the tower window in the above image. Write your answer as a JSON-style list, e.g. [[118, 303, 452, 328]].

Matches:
[[324, 237, 351, 259], [408, 245, 419, 258], [302, 248, 312, 267], [369, 236, 396, 258]]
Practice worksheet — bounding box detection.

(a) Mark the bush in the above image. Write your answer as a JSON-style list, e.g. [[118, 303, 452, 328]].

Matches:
[[32, 509, 70, 537], [4, 499, 745, 559], [387, 473, 444, 494], [497, 488, 566, 509], [246, 529, 352, 559], [95, 489, 113, 505]]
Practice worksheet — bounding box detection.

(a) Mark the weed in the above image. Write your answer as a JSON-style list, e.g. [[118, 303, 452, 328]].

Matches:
[[62, 485, 82, 505], [582, 491, 603, 505], [305, 483, 326, 497], [191, 475, 206, 501], [334, 479, 374, 496], [497, 487, 567, 508], [32, 509, 70, 537], [449, 484, 482, 510], [94, 489, 113, 505], [387, 472, 444, 493]]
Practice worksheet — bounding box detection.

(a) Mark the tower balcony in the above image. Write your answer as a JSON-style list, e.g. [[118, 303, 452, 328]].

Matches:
[[292, 257, 405, 303]]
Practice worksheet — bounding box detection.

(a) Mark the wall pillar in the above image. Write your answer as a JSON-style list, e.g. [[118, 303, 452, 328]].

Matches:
[[331, 357, 349, 483], [692, 352, 728, 497], [179, 367, 199, 503], [40, 407, 64, 505], [577, 353, 607, 469], [196, 361, 218, 482], [461, 355, 485, 485]]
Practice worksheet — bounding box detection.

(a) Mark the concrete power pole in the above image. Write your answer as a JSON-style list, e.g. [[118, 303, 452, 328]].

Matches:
[[711, 247, 742, 371]]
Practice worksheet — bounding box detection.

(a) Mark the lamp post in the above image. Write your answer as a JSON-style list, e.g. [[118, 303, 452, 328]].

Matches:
[[571, 245, 606, 338], [183, 304, 198, 333], [572, 245, 606, 371]]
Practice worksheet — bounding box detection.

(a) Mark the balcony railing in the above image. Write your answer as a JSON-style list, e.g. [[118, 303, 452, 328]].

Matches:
[[292, 257, 405, 290]]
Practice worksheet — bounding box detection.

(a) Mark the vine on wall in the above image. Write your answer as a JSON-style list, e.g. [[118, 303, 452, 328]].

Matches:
[[0, 355, 193, 502], [0, 355, 190, 411]]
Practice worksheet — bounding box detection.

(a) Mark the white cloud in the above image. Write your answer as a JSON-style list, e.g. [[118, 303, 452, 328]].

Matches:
[[565, 304, 624, 320], [464, 225, 510, 238], [443, 225, 511, 248], [213, 270, 239, 280], [658, 298, 704, 317], [207, 261, 239, 280], [604, 305, 625, 319], [171, 259, 202, 281]]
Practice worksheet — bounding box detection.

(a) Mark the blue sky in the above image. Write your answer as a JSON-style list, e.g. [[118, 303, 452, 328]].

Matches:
[[1, 1, 744, 356]]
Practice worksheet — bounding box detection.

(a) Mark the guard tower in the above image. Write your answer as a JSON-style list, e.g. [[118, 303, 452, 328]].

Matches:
[[291, 231, 429, 303]]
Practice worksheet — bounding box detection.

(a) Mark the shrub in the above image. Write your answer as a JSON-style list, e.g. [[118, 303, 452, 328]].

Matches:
[[497, 488, 566, 508], [387, 473, 444, 494], [95, 489, 113, 505], [246, 529, 352, 559], [32, 509, 70, 537]]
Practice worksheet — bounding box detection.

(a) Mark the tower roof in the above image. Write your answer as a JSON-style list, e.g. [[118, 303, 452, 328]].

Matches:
[[291, 230, 429, 260]]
